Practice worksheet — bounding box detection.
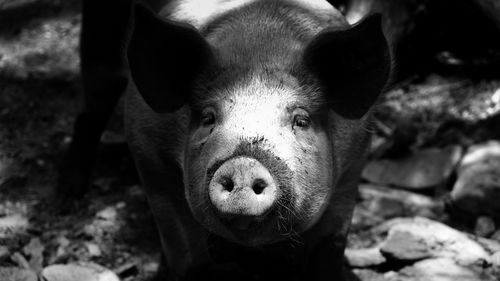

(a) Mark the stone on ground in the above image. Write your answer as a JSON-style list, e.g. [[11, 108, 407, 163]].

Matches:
[[362, 146, 462, 189], [345, 247, 386, 267], [375, 217, 490, 266], [0, 267, 37, 281], [398, 258, 484, 281], [42, 263, 120, 281], [451, 141, 500, 218], [352, 184, 444, 229]]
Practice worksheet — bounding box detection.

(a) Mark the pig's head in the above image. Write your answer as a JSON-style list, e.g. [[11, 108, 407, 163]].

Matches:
[[128, 4, 391, 246]]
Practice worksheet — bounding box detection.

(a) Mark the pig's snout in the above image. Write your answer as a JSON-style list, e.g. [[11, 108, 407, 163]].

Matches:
[[209, 157, 277, 219]]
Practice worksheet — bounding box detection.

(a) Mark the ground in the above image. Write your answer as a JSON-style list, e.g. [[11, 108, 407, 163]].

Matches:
[[1, 0, 500, 281]]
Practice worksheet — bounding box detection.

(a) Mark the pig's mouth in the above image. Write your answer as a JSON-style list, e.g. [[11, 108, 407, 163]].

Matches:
[[204, 142, 296, 245], [207, 206, 297, 246], [215, 195, 296, 243]]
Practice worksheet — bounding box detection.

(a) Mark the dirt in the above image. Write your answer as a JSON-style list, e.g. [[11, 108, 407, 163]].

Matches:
[[0, 2, 160, 280]]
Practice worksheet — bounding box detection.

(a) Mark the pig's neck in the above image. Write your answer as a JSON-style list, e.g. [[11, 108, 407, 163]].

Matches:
[[164, 0, 346, 30]]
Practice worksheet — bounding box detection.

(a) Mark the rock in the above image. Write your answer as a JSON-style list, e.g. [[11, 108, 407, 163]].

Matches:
[[492, 230, 500, 242], [83, 224, 101, 238], [96, 207, 118, 221], [115, 262, 138, 279], [54, 235, 70, 259], [380, 230, 432, 261], [23, 237, 44, 272], [459, 141, 500, 168], [474, 236, 500, 254], [56, 236, 70, 247], [85, 243, 101, 257], [351, 200, 404, 230], [352, 184, 445, 230], [492, 252, 500, 268], [117, 202, 126, 209], [363, 184, 443, 216], [451, 141, 500, 218], [362, 146, 462, 190], [0, 246, 9, 259], [398, 258, 483, 281], [0, 214, 28, 238], [345, 247, 386, 267], [42, 263, 120, 281], [370, 197, 406, 219], [474, 216, 496, 237], [11, 252, 30, 269], [0, 267, 37, 281], [352, 269, 388, 281], [83, 205, 124, 239], [374, 217, 490, 266], [143, 261, 160, 275]]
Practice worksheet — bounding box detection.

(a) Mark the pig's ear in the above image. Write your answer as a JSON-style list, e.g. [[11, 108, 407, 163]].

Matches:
[[303, 14, 391, 119], [128, 3, 213, 113]]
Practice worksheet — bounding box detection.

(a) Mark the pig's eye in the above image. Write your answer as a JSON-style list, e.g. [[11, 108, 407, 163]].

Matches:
[[201, 109, 216, 126], [293, 115, 311, 129]]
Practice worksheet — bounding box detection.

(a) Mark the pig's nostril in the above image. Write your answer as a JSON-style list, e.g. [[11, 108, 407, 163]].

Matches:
[[252, 179, 267, 195], [220, 177, 234, 192]]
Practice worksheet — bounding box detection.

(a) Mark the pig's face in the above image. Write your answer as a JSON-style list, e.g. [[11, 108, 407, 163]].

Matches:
[[128, 5, 391, 246], [184, 74, 336, 245]]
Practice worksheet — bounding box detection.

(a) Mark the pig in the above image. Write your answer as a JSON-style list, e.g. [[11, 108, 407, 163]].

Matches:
[[58, 0, 391, 279], [56, 0, 165, 200], [124, 0, 391, 280]]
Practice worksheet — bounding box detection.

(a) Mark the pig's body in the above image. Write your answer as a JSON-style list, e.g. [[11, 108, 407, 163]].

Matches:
[[162, 0, 342, 29], [125, 0, 390, 280]]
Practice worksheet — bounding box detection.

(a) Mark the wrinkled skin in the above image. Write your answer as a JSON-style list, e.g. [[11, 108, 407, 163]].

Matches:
[[125, 0, 391, 280]]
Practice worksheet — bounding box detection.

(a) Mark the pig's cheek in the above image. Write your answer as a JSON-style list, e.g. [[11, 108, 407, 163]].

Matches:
[[189, 126, 214, 150], [290, 130, 316, 205], [292, 130, 333, 224], [184, 127, 215, 212], [187, 126, 216, 178]]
